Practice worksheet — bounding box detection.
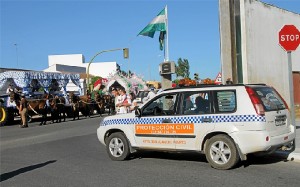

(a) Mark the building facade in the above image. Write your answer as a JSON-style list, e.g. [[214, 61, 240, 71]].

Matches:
[[219, 0, 300, 106]]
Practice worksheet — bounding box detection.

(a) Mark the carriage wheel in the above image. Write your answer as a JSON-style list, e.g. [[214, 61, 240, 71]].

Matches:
[[0, 107, 8, 126]]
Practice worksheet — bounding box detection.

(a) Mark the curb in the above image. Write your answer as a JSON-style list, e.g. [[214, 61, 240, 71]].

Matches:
[[287, 152, 300, 162]]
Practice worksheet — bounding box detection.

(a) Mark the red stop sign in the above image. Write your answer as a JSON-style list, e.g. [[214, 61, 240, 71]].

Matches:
[[279, 25, 300, 51]]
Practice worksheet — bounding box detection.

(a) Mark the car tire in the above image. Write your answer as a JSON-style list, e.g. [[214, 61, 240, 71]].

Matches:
[[205, 134, 239, 170], [106, 132, 130, 161]]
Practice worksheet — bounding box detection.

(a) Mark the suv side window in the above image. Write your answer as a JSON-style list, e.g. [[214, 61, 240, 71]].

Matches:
[[141, 93, 178, 116], [180, 91, 211, 115], [215, 90, 236, 113]]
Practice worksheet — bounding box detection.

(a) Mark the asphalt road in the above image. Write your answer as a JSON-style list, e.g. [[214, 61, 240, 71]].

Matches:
[[1, 116, 300, 187]]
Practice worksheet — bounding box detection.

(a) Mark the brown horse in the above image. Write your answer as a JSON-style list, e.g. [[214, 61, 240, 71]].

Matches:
[[94, 92, 105, 116], [78, 95, 93, 117], [26, 94, 51, 125], [9, 91, 50, 125], [50, 95, 66, 123], [69, 92, 80, 120]]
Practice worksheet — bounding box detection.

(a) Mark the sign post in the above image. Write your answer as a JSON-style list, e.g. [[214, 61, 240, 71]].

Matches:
[[278, 25, 300, 127]]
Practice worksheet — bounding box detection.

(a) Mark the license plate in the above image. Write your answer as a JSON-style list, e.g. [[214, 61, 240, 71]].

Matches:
[[275, 120, 285, 126], [275, 115, 286, 126]]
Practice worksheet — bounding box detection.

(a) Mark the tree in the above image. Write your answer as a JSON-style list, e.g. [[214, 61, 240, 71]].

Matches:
[[175, 58, 190, 78]]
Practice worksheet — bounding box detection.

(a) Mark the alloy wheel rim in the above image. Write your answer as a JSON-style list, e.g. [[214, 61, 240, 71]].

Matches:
[[210, 141, 231, 165], [109, 137, 124, 157]]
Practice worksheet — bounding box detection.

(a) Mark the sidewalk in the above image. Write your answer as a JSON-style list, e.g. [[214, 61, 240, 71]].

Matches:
[[274, 119, 300, 162]]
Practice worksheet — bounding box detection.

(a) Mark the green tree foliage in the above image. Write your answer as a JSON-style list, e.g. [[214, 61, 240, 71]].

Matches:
[[175, 58, 190, 78]]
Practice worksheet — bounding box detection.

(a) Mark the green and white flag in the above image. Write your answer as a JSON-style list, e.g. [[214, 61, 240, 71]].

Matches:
[[138, 7, 166, 38]]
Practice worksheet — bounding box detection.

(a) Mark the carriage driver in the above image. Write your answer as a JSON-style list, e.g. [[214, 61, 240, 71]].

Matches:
[[6, 84, 17, 109], [6, 84, 14, 93]]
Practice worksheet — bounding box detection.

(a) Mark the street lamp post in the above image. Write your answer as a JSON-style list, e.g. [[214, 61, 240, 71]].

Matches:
[[14, 43, 19, 68], [86, 48, 129, 92]]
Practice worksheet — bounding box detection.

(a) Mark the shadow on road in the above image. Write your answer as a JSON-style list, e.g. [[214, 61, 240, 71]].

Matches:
[[131, 151, 207, 162], [239, 153, 291, 168], [130, 151, 291, 169], [0, 160, 57, 182]]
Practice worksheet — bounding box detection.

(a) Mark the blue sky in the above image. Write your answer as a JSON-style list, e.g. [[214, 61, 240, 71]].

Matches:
[[1, 0, 299, 81]]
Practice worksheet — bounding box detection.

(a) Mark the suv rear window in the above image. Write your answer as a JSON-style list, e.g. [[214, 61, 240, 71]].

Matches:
[[253, 87, 286, 111]]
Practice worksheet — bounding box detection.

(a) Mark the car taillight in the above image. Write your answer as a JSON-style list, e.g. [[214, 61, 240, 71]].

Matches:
[[245, 86, 265, 116]]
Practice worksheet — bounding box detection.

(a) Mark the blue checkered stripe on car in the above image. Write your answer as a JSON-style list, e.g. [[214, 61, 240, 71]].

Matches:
[[101, 115, 266, 126], [213, 115, 265, 123]]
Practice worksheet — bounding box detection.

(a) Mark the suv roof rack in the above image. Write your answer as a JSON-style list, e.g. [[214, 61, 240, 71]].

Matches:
[[163, 83, 266, 92]]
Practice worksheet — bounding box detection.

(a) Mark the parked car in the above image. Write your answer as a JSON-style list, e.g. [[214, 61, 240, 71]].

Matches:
[[97, 84, 295, 169]]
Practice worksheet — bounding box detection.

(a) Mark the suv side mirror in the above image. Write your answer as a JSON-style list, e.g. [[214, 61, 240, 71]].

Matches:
[[135, 108, 141, 117]]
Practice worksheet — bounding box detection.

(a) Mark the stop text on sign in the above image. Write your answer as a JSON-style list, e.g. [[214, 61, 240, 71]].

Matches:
[[280, 34, 299, 42]]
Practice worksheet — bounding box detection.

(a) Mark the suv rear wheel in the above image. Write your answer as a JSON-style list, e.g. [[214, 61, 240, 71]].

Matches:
[[205, 134, 239, 170], [106, 132, 130, 161]]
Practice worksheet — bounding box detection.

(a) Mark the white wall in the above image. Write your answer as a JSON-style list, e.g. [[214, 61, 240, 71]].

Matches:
[[48, 54, 117, 78], [240, 0, 300, 105], [44, 64, 86, 74], [83, 61, 117, 78], [48, 54, 84, 67]]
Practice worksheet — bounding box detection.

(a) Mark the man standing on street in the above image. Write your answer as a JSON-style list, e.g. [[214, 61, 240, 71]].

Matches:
[[111, 88, 119, 115], [19, 94, 28, 128]]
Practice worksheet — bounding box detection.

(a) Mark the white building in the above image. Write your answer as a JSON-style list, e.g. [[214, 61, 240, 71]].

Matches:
[[48, 54, 119, 78], [45, 54, 120, 94]]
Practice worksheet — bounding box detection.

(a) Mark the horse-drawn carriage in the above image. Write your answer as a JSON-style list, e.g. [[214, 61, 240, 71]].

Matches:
[[0, 71, 115, 126], [0, 94, 16, 125], [0, 71, 82, 126]]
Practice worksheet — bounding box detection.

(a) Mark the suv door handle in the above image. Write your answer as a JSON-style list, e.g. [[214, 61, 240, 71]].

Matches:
[[202, 118, 212, 123], [162, 119, 172, 123]]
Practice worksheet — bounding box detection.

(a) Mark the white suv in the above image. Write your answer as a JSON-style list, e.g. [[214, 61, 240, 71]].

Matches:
[[97, 84, 295, 169]]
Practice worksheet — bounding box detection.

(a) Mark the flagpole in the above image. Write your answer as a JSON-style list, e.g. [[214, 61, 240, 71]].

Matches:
[[165, 5, 169, 62]]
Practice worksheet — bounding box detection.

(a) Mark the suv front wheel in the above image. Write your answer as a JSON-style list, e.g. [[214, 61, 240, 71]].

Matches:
[[205, 134, 239, 170], [106, 132, 130, 161]]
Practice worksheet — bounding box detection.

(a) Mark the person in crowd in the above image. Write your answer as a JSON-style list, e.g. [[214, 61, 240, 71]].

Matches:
[[226, 78, 233, 85], [86, 90, 91, 98], [129, 92, 138, 112], [111, 88, 119, 114], [19, 94, 28, 128], [116, 89, 131, 114], [143, 87, 156, 103], [6, 95, 17, 108], [6, 84, 14, 93], [63, 93, 70, 105]]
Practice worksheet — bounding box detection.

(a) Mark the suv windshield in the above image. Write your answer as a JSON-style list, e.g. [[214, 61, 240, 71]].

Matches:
[[253, 87, 286, 111]]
